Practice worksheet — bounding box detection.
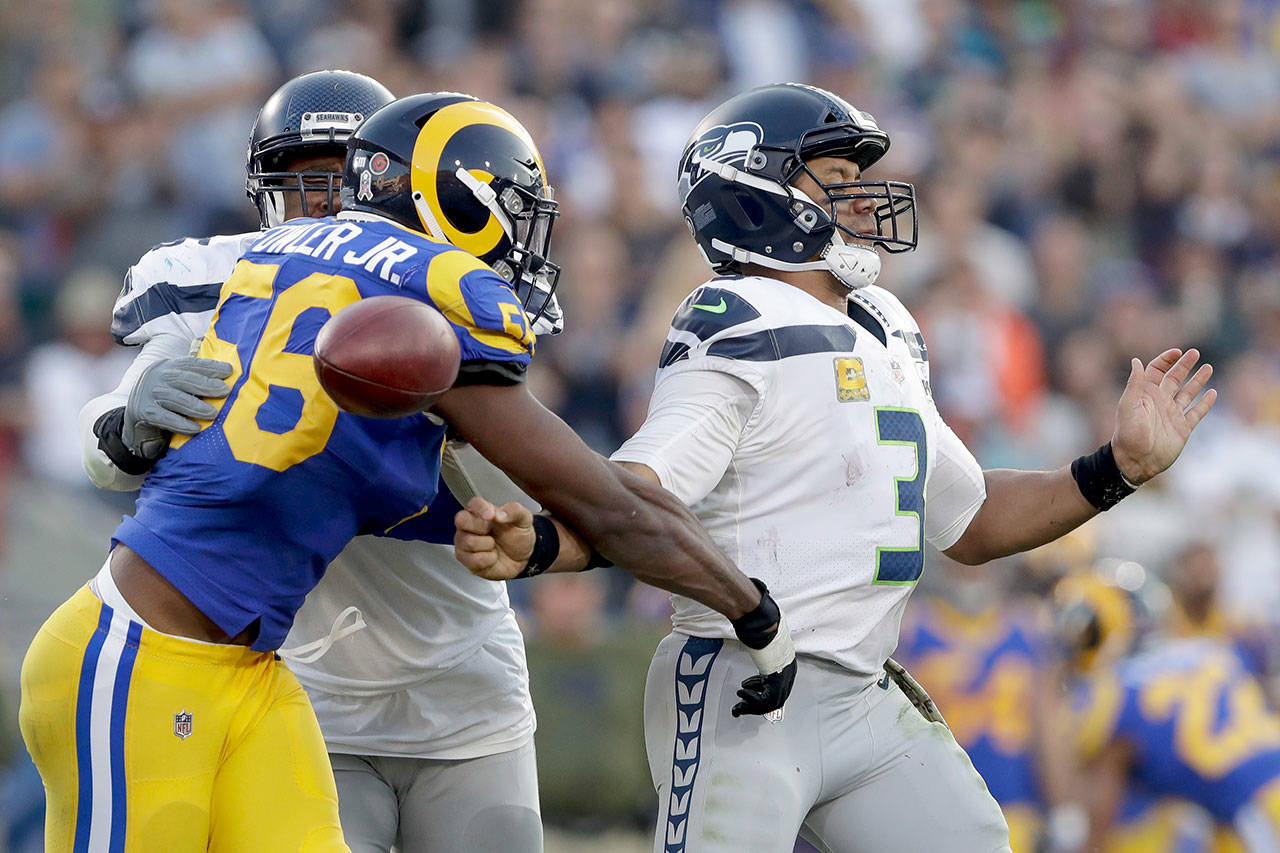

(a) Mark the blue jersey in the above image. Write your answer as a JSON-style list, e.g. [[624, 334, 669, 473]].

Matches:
[[112, 214, 535, 651], [1073, 638, 1280, 823], [897, 598, 1050, 809]]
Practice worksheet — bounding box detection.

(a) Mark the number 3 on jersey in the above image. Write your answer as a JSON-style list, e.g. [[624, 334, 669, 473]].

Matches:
[[172, 261, 362, 471], [874, 407, 927, 585]]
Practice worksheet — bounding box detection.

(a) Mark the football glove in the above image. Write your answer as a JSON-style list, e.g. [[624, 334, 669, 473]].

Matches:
[[123, 356, 232, 459], [730, 579, 798, 717]]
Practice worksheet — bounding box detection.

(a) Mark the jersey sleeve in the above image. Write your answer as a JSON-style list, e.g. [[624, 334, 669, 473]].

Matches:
[[610, 367, 758, 506], [410, 249, 535, 386], [924, 408, 986, 551], [111, 235, 253, 345]]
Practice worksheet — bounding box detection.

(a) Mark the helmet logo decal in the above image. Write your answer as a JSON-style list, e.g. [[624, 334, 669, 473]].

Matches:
[[678, 121, 763, 200], [357, 169, 373, 201], [368, 152, 390, 175]]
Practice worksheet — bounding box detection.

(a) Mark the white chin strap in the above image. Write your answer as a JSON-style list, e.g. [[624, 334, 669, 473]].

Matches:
[[710, 234, 881, 290], [821, 233, 882, 290]]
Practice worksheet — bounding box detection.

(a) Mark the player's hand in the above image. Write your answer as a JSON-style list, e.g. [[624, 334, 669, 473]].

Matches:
[[123, 357, 233, 459], [1111, 348, 1217, 484], [454, 496, 537, 580], [730, 579, 798, 717]]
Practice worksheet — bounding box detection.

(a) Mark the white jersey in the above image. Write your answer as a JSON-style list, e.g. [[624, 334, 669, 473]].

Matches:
[[81, 233, 535, 758], [612, 276, 985, 676]]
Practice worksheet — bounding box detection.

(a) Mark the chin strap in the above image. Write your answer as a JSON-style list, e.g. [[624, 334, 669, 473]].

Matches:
[[710, 235, 880, 289], [411, 191, 448, 242], [821, 232, 881, 289], [454, 167, 518, 241]]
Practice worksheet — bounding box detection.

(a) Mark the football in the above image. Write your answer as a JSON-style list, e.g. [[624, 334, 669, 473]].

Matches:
[[314, 295, 461, 418]]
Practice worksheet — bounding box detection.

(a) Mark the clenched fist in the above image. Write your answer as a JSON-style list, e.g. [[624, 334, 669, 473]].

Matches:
[[453, 496, 537, 580]]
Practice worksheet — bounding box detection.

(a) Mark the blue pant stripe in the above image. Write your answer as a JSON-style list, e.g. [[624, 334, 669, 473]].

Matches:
[[73, 604, 114, 853], [664, 636, 721, 853], [108, 621, 143, 852]]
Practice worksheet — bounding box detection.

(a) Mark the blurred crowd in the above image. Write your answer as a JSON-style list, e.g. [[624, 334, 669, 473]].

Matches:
[[1, 0, 1279, 850]]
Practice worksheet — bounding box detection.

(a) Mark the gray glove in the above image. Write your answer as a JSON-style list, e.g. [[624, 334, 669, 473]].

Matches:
[[123, 356, 233, 459]]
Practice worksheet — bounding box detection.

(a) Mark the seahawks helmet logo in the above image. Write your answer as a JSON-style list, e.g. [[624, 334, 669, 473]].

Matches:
[[678, 121, 763, 201]]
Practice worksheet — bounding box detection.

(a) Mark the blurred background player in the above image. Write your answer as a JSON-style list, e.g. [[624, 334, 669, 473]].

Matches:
[[898, 538, 1212, 853], [895, 556, 1066, 852], [1055, 563, 1280, 851], [78, 70, 557, 852]]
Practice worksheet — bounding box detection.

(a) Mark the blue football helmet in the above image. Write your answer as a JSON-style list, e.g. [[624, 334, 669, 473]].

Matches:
[[677, 83, 917, 290], [246, 70, 395, 228]]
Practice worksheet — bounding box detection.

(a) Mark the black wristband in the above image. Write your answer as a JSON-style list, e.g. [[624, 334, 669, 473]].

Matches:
[[730, 578, 781, 650], [1071, 441, 1138, 511], [93, 408, 160, 475], [514, 514, 560, 579]]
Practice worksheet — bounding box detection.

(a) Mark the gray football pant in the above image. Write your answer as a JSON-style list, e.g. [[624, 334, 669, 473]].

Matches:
[[330, 742, 543, 853], [644, 634, 1012, 853]]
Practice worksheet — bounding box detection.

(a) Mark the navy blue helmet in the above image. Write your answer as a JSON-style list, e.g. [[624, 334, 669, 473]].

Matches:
[[246, 70, 394, 227], [677, 83, 917, 290]]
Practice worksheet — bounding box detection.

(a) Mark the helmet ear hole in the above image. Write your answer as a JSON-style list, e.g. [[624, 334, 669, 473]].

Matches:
[[437, 176, 489, 233], [726, 187, 765, 230]]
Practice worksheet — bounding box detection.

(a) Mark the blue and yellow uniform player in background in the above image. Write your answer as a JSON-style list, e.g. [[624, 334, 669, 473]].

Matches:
[[1056, 565, 1280, 852], [19, 92, 794, 851], [896, 557, 1061, 852]]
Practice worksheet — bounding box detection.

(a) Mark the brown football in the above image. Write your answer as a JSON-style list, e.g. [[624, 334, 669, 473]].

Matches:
[[314, 295, 461, 418]]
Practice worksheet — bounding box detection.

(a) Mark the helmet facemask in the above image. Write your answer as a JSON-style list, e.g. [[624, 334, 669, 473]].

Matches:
[[247, 105, 372, 228], [767, 128, 918, 288], [248, 155, 345, 228]]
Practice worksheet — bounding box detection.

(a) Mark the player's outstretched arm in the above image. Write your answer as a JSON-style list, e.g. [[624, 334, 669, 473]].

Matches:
[[435, 381, 765, 616], [437, 381, 798, 716], [945, 348, 1216, 565]]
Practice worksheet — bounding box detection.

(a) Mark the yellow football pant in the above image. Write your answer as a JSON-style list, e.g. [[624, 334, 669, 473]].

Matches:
[[20, 584, 347, 852]]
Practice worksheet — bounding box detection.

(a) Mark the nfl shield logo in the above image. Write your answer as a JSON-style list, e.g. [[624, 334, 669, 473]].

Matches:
[[174, 710, 193, 740]]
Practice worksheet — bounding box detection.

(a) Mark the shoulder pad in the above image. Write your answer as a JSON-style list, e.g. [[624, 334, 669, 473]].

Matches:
[[852, 285, 920, 336], [113, 232, 260, 345], [660, 282, 761, 369], [670, 284, 762, 341]]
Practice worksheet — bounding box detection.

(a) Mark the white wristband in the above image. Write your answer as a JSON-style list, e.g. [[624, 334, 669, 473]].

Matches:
[[745, 611, 795, 676]]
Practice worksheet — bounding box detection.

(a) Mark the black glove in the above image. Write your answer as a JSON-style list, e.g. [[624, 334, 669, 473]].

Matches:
[[729, 578, 798, 717], [93, 407, 159, 475], [124, 356, 233, 459]]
